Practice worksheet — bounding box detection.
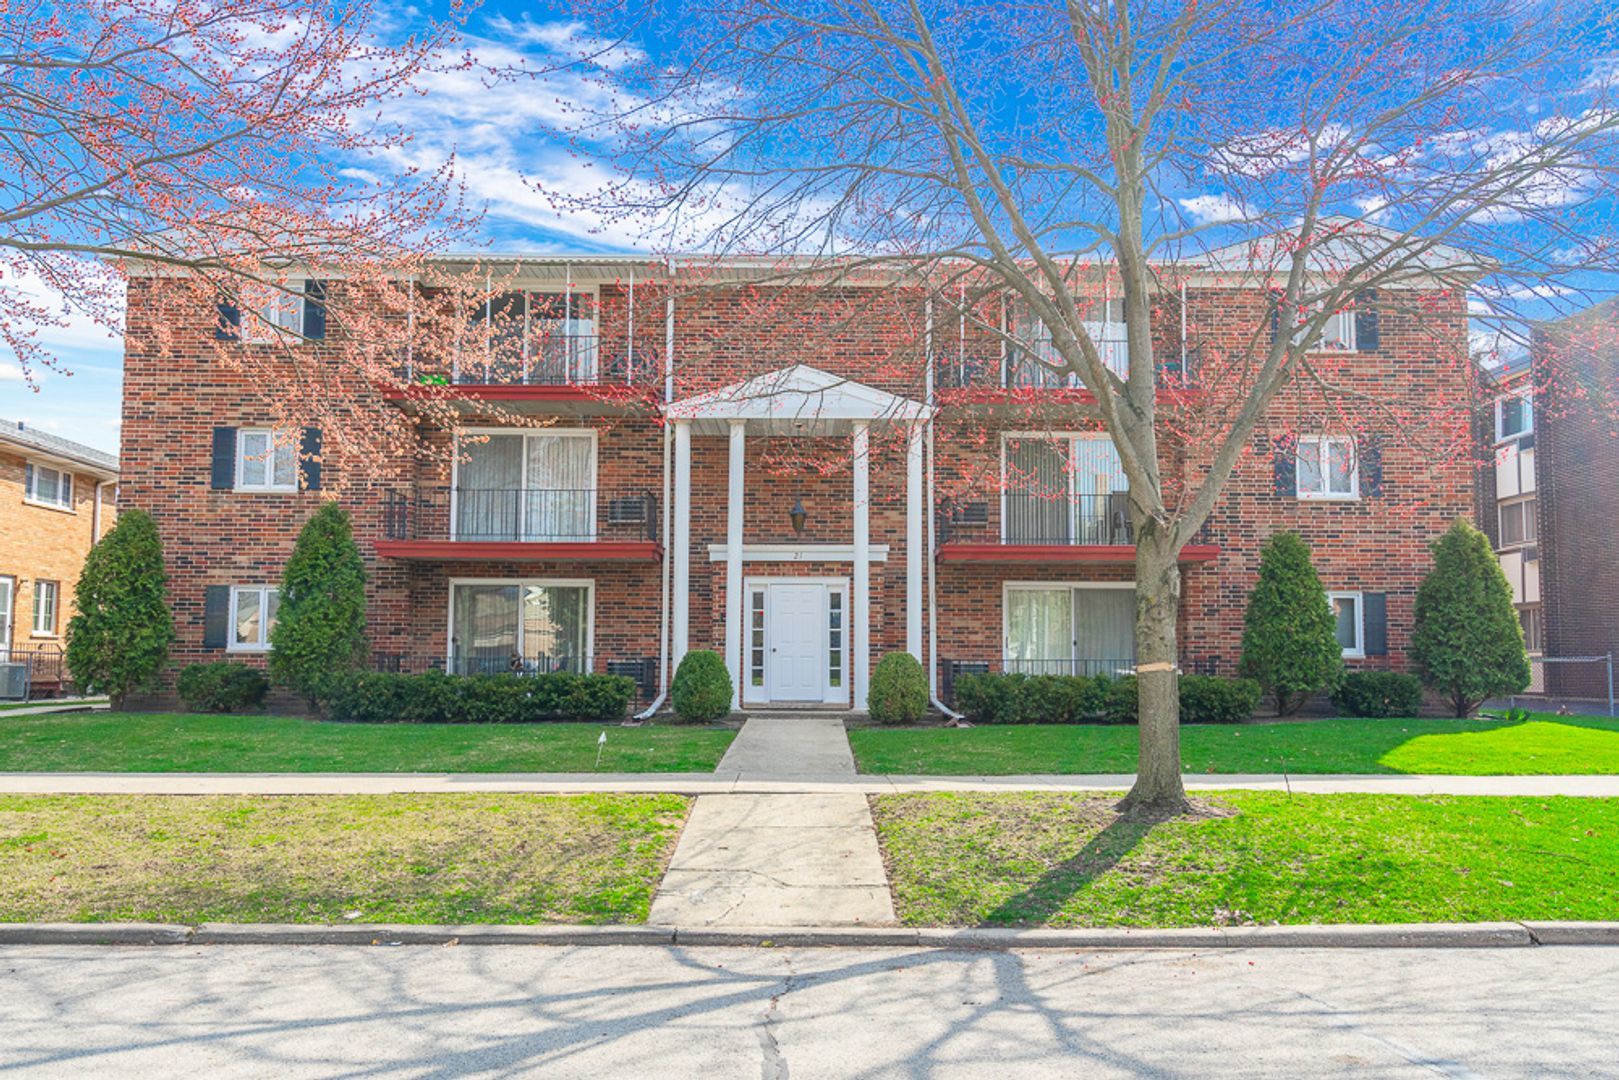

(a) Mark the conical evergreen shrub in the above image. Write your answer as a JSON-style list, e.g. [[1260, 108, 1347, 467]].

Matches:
[[65, 509, 174, 708], [1239, 531, 1344, 714], [1412, 519, 1530, 717], [270, 501, 368, 708]]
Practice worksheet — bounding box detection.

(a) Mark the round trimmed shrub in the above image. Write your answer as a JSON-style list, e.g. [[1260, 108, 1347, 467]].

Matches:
[[671, 650, 733, 722], [177, 661, 270, 713], [868, 652, 928, 724], [1178, 674, 1261, 724], [1331, 670, 1425, 718]]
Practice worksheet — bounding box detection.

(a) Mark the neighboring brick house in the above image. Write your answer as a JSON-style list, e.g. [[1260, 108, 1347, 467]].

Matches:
[[0, 420, 119, 693], [1479, 299, 1619, 700], [119, 249, 1475, 711]]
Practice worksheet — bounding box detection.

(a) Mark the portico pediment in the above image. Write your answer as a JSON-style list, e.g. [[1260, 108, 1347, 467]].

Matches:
[[668, 364, 930, 435]]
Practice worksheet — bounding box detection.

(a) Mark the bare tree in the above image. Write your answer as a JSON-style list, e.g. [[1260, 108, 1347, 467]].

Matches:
[[550, 0, 1619, 810]]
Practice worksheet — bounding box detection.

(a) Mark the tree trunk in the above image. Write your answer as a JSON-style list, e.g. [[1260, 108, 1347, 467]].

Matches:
[[1121, 531, 1192, 814]]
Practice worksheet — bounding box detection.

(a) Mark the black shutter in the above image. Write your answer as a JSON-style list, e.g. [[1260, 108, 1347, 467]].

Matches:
[[1269, 293, 1282, 343], [1355, 288, 1380, 351], [299, 427, 323, 491], [215, 298, 241, 340], [203, 586, 230, 649], [1358, 435, 1383, 498], [210, 427, 237, 489], [303, 279, 327, 340], [1272, 435, 1297, 498], [1363, 592, 1388, 656]]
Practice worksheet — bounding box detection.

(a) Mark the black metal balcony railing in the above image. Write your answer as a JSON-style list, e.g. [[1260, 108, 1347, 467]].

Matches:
[[938, 492, 1132, 546], [0, 643, 68, 699], [452, 329, 600, 386], [383, 486, 659, 544]]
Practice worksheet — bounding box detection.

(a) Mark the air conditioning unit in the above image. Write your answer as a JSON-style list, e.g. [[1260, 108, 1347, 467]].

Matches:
[[607, 496, 649, 524], [0, 663, 29, 701]]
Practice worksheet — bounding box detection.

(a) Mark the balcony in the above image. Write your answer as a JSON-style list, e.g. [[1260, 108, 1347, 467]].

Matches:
[[937, 492, 1219, 564], [382, 329, 660, 411], [377, 485, 662, 561]]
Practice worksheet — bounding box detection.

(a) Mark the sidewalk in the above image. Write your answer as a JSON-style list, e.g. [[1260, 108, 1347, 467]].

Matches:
[[4, 771, 1618, 796], [648, 716, 895, 926]]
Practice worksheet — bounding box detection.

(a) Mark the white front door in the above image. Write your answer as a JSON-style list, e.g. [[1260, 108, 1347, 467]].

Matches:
[[766, 583, 825, 701], [0, 576, 12, 657]]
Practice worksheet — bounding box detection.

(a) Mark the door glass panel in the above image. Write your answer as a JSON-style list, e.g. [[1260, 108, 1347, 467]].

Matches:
[[750, 590, 766, 688], [456, 435, 523, 540], [524, 435, 594, 540], [523, 585, 588, 672], [1005, 439, 1070, 543], [452, 584, 519, 674], [827, 591, 843, 689], [1006, 588, 1071, 673], [1072, 438, 1127, 543], [1073, 589, 1135, 677]]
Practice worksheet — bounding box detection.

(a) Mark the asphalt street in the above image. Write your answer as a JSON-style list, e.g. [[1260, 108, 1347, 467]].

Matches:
[[2, 944, 1617, 1078]]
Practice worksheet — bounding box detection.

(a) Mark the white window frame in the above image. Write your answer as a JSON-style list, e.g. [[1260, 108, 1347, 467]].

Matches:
[[1294, 306, 1358, 353], [23, 461, 74, 511], [1495, 389, 1532, 443], [1001, 581, 1137, 677], [240, 279, 306, 345], [31, 579, 58, 637], [1328, 590, 1365, 659], [227, 585, 280, 652], [1296, 435, 1359, 501], [234, 428, 300, 492], [1497, 495, 1537, 548], [450, 427, 600, 541], [445, 577, 596, 674]]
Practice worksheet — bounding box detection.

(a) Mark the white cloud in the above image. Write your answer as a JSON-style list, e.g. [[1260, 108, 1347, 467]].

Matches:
[[0, 361, 25, 381], [1178, 193, 1253, 226]]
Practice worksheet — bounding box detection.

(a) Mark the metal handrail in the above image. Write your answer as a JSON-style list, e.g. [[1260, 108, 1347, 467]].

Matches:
[[383, 486, 659, 543]]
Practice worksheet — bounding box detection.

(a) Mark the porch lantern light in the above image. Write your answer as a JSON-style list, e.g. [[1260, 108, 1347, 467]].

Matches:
[[789, 496, 808, 536]]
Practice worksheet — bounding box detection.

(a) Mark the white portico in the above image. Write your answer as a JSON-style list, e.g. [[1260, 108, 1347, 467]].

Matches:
[[667, 365, 931, 711]]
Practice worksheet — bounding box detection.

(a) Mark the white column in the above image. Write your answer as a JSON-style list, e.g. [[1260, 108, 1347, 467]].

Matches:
[[905, 422, 923, 662], [852, 420, 871, 711], [672, 420, 692, 665], [725, 419, 747, 711]]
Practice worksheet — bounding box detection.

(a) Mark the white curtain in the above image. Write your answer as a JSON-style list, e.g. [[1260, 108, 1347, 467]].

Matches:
[[1006, 588, 1071, 673], [1074, 589, 1135, 676], [524, 435, 594, 540], [457, 435, 523, 540]]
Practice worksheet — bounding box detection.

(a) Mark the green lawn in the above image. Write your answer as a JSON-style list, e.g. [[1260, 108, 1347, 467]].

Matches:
[[849, 713, 1619, 775], [0, 713, 735, 773], [873, 792, 1619, 927], [0, 793, 688, 924]]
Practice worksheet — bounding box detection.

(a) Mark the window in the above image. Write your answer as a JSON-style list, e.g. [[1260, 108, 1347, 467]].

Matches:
[[1297, 436, 1358, 499], [449, 581, 591, 675], [1519, 603, 1544, 653], [235, 429, 299, 491], [228, 586, 279, 651], [1002, 435, 1130, 544], [1299, 308, 1357, 352], [1329, 591, 1364, 657], [1496, 390, 1532, 442], [241, 281, 305, 344], [1004, 585, 1135, 677], [1008, 296, 1129, 385], [23, 463, 73, 510], [827, 590, 844, 689], [462, 291, 598, 384], [1498, 496, 1537, 547], [749, 589, 766, 688], [454, 430, 596, 541], [31, 580, 58, 636]]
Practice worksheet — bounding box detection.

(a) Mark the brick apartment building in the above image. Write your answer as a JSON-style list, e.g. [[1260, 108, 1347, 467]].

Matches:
[[1478, 299, 1619, 700], [0, 420, 119, 695], [120, 249, 1475, 711]]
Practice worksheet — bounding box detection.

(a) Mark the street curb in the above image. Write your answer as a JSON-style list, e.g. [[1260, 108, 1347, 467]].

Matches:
[[1, 920, 1615, 949]]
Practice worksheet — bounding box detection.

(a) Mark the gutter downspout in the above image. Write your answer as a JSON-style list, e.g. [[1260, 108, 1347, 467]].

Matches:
[[91, 479, 115, 541], [924, 294, 963, 721], [635, 263, 677, 720]]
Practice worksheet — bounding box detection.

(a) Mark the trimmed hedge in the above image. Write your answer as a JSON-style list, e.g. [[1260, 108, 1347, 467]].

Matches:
[[325, 670, 635, 723], [954, 673, 1110, 725], [1331, 670, 1425, 718], [869, 652, 928, 724], [671, 650, 733, 723], [1103, 674, 1262, 725], [176, 662, 269, 713]]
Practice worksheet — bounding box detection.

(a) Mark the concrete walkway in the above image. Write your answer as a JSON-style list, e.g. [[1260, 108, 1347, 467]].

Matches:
[[648, 716, 896, 927], [5, 771, 1619, 796]]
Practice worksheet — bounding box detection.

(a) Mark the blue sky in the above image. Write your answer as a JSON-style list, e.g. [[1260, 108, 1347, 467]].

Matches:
[[4, 0, 1613, 455]]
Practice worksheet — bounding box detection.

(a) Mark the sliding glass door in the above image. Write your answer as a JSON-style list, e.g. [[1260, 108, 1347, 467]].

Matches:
[[1004, 436, 1129, 545], [1005, 585, 1136, 677], [450, 581, 591, 674], [454, 431, 596, 542]]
